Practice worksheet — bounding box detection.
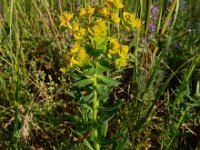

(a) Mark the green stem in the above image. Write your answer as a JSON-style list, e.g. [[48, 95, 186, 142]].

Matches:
[[156, 0, 164, 35], [160, 0, 177, 36], [145, 0, 152, 35], [92, 75, 100, 150]]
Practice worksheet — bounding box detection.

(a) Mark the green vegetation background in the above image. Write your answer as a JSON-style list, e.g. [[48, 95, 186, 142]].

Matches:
[[0, 0, 200, 149]]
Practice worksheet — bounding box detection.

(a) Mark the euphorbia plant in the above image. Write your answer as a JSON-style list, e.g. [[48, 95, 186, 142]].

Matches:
[[59, 0, 141, 149]]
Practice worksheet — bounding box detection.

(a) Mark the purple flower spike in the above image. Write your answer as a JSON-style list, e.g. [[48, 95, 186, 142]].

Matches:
[[167, 19, 172, 27], [68, 33, 73, 38], [69, 43, 73, 48], [153, 15, 158, 21], [149, 22, 156, 32], [146, 37, 150, 43], [175, 43, 180, 49], [152, 5, 158, 15], [90, 0, 96, 5]]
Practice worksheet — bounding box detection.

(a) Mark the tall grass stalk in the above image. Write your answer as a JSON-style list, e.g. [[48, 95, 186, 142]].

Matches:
[[156, 0, 164, 35], [173, 54, 200, 107], [8, 0, 21, 147], [160, 0, 177, 36], [145, 0, 152, 34]]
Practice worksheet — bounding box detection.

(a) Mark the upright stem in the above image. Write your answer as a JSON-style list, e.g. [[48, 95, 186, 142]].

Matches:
[[92, 75, 100, 150], [160, 0, 177, 36]]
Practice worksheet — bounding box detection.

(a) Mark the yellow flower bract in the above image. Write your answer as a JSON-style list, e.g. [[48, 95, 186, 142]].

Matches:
[[89, 20, 107, 37], [105, 0, 124, 9], [59, 12, 73, 27], [70, 43, 80, 53], [65, 43, 89, 68], [72, 22, 80, 32], [115, 57, 128, 69], [80, 7, 95, 16], [98, 7, 110, 18], [74, 27, 87, 40], [115, 45, 129, 69], [111, 13, 120, 23], [107, 37, 129, 68], [123, 12, 142, 30]]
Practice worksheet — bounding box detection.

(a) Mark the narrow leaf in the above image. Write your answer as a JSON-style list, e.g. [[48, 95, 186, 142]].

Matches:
[[99, 101, 123, 112], [97, 75, 120, 86], [96, 84, 108, 96], [84, 140, 94, 150], [100, 111, 116, 123], [73, 78, 93, 87], [64, 112, 81, 123], [112, 138, 127, 150], [81, 93, 94, 102], [96, 62, 112, 73], [100, 120, 108, 138]]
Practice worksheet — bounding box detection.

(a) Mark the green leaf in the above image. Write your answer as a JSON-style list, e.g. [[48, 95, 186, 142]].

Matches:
[[81, 93, 94, 103], [100, 120, 108, 138], [84, 140, 94, 150], [73, 78, 93, 87], [85, 68, 96, 76], [71, 74, 82, 81], [65, 91, 76, 99], [100, 131, 124, 145], [97, 42, 107, 53], [70, 127, 94, 150], [99, 101, 123, 112], [81, 104, 93, 122], [96, 84, 109, 96], [112, 138, 127, 150], [189, 101, 200, 107], [85, 43, 101, 57], [91, 36, 106, 45], [64, 112, 81, 123], [99, 111, 116, 123], [82, 104, 93, 113], [97, 75, 120, 86], [96, 62, 112, 74]]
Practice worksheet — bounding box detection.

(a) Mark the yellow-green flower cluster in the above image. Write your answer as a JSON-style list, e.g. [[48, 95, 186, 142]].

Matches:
[[89, 20, 108, 37], [59, 12, 73, 27], [123, 12, 142, 30], [115, 45, 129, 69], [59, 0, 142, 72], [98, 7, 110, 18], [105, 0, 124, 9], [72, 22, 87, 40], [97, 0, 122, 24], [111, 13, 120, 24], [107, 38, 129, 69], [60, 43, 89, 73], [79, 6, 95, 16]]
